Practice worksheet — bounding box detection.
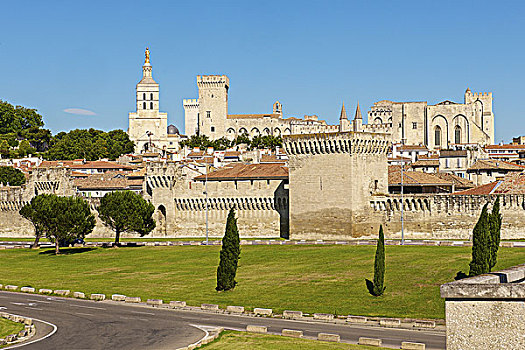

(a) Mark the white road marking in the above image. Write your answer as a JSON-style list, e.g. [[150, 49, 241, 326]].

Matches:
[[24, 307, 43, 311], [10, 302, 27, 306], [120, 316, 148, 321], [130, 310, 155, 316], [28, 299, 51, 304], [75, 312, 94, 316], [0, 306, 6, 310], [70, 304, 106, 310], [46, 297, 65, 302], [4, 316, 57, 349]]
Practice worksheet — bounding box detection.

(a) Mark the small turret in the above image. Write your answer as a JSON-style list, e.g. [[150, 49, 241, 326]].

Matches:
[[339, 102, 350, 132], [352, 102, 363, 132], [273, 101, 283, 116], [339, 102, 347, 120], [354, 102, 362, 120]]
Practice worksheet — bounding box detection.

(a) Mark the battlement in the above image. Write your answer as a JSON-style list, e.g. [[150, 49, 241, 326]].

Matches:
[[197, 75, 230, 87], [370, 193, 524, 214], [471, 92, 492, 98], [183, 99, 199, 108], [465, 91, 493, 99], [283, 131, 391, 156]]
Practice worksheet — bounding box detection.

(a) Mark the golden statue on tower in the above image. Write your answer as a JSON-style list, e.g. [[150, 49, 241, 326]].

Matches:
[[145, 47, 150, 64]]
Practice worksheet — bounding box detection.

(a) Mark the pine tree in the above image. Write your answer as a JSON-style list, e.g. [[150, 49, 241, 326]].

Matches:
[[365, 225, 386, 296], [488, 197, 502, 271], [216, 207, 241, 291], [469, 203, 490, 276]]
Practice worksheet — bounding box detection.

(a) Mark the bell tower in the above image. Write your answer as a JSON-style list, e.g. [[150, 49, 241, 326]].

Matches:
[[128, 48, 168, 153]]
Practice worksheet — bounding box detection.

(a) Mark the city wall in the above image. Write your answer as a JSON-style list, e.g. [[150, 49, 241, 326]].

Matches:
[[144, 162, 289, 238]]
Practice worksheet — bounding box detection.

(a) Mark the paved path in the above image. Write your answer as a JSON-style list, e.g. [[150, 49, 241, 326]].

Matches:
[[1, 291, 445, 350]]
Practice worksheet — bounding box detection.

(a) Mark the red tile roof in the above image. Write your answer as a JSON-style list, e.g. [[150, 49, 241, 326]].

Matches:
[[39, 160, 135, 170], [388, 166, 453, 186], [194, 163, 288, 181]]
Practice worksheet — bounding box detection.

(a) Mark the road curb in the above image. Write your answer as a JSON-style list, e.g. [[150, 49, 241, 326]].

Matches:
[[0, 312, 36, 347]]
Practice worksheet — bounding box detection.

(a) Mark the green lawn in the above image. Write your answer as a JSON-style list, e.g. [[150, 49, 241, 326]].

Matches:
[[201, 331, 386, 349], [0, 318, 24, 340], [0, 245, 522, 319], [0, 237, 282, 242]]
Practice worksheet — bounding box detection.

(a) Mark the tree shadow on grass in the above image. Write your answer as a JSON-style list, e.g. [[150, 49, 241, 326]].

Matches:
[[38, 247, 96, 255]]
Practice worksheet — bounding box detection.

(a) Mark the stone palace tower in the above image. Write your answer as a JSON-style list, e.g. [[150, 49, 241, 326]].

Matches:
[[128, 48, 168, 153]]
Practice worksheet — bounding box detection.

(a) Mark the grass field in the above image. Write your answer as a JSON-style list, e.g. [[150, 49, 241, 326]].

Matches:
[[0, 245, 522, 319], [0, 237, 282, 242], [201, 331, 385, 349], [0, 318, 24, 340]]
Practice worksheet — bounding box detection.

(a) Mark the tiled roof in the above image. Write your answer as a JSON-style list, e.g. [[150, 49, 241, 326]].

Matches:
[[259, 154, 285, 164], [194, 163, 288, 181], [467, 159, 524, 172], [187, 151, 205, 158], [411, 159, 439, 168], [39, 160, 135, 170], [74, 173, 143, 190], [224, 151, 240, 158], [485, 144, 525, 150], [388, 166, 453, 186], [453, 171, 525, 195], [433, 173, 474, 189], [440, 150, 467, 157], [396, 144, 428, 151]]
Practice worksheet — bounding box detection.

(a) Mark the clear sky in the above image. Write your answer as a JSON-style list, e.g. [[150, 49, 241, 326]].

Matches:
[[1, 0, 523, 142]]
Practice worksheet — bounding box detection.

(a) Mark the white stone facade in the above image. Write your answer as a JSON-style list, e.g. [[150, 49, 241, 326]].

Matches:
[[128, 49, 169, 153], [183, 75, 340, 139], [355, 89, 495, 149]]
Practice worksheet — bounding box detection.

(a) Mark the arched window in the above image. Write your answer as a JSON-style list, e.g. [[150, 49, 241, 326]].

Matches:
[[150, 102, 153, 109], [435, 126, 442, 147], [143, 102, 146, 109], [143, 93, 146, 100], [455, 125, 461, 144], [150, 93, 153, 100]]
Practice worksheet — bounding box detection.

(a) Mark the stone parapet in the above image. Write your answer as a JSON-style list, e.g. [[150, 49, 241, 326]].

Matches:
[[441, 263, 525, 350]]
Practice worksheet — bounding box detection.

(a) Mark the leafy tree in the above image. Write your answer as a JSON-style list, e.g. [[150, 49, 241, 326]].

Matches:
[[233, 133, 250, 145], [249, 135, 282, 150], [469, 203, 490, 276], [216, 207, 241, 291], [97, 191, 156, 244], [180, 135, 214, 150], [0, 100, 44, 135], [365, 225, 386, 296], [16, 140, 37, 158], [20, 127, 52, 152], [0, 166, 25, 186], [488, 197, 502, 271], [0, 140, 10, 158], [19, 194, 53, 248], [45, 128, 134, 161], [23, 195, 95, 254]]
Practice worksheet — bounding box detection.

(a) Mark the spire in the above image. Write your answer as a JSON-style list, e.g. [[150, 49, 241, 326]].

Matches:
[[465, 87, 471, 93], [339, 102, 347, 120], [139, 48, 156, 84], [354, 102, 362, 120]]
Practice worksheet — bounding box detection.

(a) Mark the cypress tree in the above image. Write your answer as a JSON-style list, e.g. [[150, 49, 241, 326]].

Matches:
[[365, 225, 386, 296], [488, 196, 502, 271], [469, 203, 490, 276], [216, 207, 241, 291]]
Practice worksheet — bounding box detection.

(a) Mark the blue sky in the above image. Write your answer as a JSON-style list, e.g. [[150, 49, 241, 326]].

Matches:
[[0, 0, 523, 142]]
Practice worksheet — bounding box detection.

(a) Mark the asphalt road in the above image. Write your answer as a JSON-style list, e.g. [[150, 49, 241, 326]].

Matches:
[[0, 291, 446, 349]]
